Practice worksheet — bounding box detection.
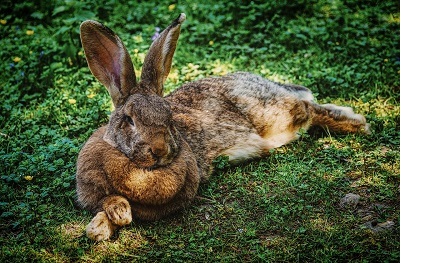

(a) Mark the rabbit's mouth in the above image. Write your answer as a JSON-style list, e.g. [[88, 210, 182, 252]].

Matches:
[[131, 147, 178, 169], [155, 150, 178, 167], [152, 127, 180, 167], [130, 127, 180, 168]]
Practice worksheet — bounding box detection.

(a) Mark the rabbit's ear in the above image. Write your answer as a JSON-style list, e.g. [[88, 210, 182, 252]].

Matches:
[[80, 20, 137, 107], [140, 13, 186, 96]]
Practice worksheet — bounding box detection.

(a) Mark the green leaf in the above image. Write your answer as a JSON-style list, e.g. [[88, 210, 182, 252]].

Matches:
[[31, 12, 44, 19], [75, 10, 96, 21], [52, 26, 71, 37], [52, 6, 67, 16], [1, 211, 13, 218]]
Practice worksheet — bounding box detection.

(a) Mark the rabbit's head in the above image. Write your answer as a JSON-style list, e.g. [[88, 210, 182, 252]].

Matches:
[[80, 14, 186, 168]]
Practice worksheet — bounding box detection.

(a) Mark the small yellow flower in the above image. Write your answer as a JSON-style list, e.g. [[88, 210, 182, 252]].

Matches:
[[168, 4, 176, 11], [384, 58, 388, 62], [26, 30, 34, 35], [68, 98, 77, 104], [78, 50, 83, 56], [132, 35, 143, 43], [168, 70, 179, 83], [24, 176, 33, 181], [134, 68, 141, 77], [133, 48, 139, 54], [0, 19, 6, 25], [13, 57, 21, 63], [87, 93, 95, 99], [209, 40, 214, 46], [138, 52, 146, 61]]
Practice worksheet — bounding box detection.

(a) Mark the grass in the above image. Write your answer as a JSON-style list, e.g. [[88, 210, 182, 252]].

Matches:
[[1, 0, 399, 262]]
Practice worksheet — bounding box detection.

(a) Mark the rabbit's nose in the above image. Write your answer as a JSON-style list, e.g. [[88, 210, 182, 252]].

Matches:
[[150, 144, 168, 158]]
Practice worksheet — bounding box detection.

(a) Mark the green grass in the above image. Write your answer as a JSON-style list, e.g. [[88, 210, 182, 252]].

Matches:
[[1, 0, 399, 262]]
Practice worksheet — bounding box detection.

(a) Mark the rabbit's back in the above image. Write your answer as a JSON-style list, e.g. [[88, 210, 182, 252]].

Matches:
[[224, 72, 314, 102], [167, 72, 315, 175], [168, 72, 313, 107]]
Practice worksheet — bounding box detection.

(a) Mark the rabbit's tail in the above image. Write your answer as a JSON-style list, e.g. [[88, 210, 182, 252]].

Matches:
[[310, 103, 370, 134]]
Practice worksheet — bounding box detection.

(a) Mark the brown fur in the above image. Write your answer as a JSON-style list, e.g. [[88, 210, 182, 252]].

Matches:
[[77, 13, 370, 240]]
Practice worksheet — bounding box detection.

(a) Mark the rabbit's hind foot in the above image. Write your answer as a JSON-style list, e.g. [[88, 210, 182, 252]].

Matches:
[[313, 103, 370, 134]]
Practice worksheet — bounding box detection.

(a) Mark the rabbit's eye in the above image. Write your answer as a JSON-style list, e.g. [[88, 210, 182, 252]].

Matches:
[[124, 115, 134, 126]]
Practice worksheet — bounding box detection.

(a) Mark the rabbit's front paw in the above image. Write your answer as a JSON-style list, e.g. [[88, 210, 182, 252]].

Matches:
[[104, 196, 132, 226], [86, 211, 116, 241]]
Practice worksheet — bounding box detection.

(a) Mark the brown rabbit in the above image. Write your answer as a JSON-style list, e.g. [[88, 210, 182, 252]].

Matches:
[[77, 13, 369, 241]]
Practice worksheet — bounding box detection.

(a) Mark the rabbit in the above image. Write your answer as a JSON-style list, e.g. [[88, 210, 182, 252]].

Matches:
[[77, 13, 370, 241]]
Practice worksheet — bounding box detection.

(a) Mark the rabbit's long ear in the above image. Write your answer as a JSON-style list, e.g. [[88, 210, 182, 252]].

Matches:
[[140, 13, 186, 96], [80, 20, 137, 107]]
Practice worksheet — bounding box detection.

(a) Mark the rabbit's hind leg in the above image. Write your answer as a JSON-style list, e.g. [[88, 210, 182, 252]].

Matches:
[[312, 103, 370, 134], [256, 99, 313, 149], [220, 133, 274, 164]]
